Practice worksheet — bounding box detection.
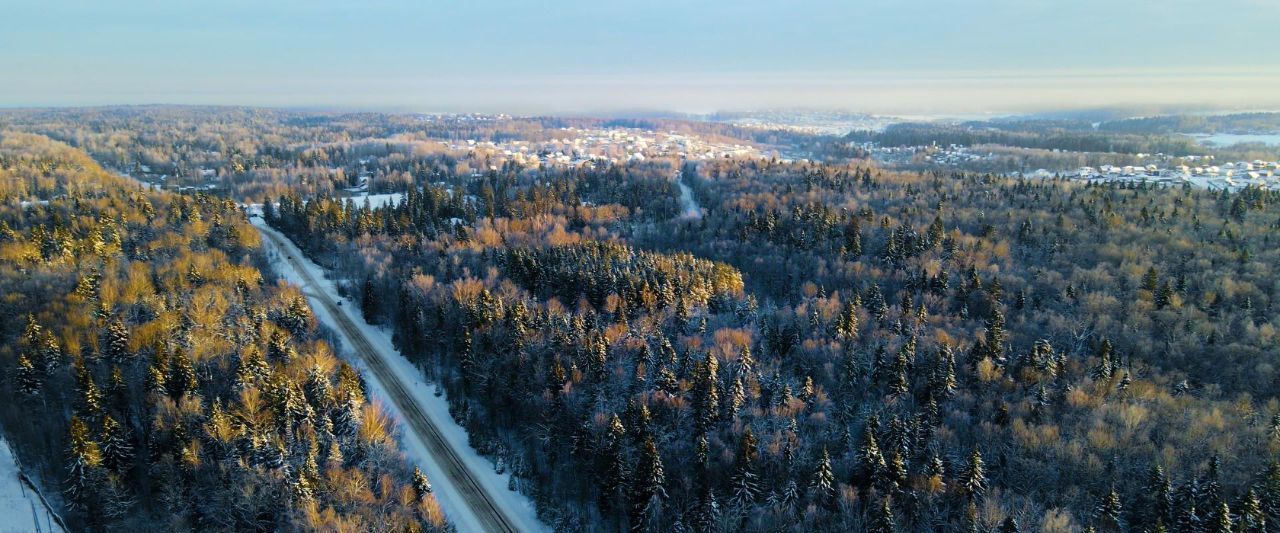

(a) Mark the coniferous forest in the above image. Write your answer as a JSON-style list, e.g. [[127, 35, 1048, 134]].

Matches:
[[267, 155, 1280, 532], [0, 133, 447, 531], [3, 108, 1280, 532]]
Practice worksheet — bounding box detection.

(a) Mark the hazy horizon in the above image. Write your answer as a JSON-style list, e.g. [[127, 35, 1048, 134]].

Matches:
[[5, 0, 1279, 115]]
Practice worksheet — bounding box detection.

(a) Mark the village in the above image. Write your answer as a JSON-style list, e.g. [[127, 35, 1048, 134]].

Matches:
[[851, 140, 1280, 191], [438, 126, 764, 168], [1062, 158, 1280, 191]]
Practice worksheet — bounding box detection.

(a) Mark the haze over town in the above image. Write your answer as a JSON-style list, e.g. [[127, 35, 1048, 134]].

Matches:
[[4, 0, 1280, 114]]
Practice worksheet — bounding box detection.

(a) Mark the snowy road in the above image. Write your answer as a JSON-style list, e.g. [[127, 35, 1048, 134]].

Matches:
[[676, 170, 702, 219], [251, 218, 546, 533], [0, 439, 63, 533]]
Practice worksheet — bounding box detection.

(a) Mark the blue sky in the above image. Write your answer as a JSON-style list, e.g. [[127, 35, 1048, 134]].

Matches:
[[3, 0, 1278, 113]]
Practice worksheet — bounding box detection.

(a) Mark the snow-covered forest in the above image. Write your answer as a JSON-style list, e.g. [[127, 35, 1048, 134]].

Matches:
[[4, 108, 1280, 532]]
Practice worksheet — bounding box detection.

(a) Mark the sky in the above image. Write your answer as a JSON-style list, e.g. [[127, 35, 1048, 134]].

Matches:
[[3, 0, 1279, 115]]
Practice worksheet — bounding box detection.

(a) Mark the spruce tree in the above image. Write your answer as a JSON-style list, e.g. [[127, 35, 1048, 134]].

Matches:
[[100, 414, 133, 474], [1236, 488, 1265, 532], [75, 360, 104, 420], [984, 307, 1007, 362], [630, 436, 667, 532], [65, 416, 107, 523], [15, 353, 42, 397], [104, 318, 130, 364], [1095, 487, 1123, 531], [1207, 500, 1232, 533], [107, 366, 128, 414], [413, 467, 433, 499], [857, 421, 885, 489], [170, 348, 197, 399], [696, 351, 719, 432], [600, 414, 630, 514], [837, 299, 860, 341], [730, 428, 760, 508], [870, 497, 896, 533], [40, 331, 64, 374], [1144, 464, 1173, 528], [958, 448, 987, 498], [811, 447, 836, 509]]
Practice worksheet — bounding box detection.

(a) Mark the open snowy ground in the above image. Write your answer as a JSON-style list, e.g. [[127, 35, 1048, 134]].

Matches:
[[0, 439, 64, 533], [1190, 132, 1280, 146], [676, 171, 702, 220], [249, 216, 547, 533], [339, 192, 404, 209]]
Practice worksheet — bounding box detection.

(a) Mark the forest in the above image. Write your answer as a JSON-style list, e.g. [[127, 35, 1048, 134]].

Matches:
[[4, 107, 1280, 532], [265, 130, 1280, 530], [1099, 113, 1280, 135], [848, 122, 1210, 157], [0, 133, 447, 531]]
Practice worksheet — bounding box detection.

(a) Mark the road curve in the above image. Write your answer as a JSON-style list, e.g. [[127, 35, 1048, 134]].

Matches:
[[256, 222, 520, 533]]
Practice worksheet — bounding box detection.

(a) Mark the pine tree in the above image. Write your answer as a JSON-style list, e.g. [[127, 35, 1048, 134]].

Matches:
[[107, 367, 128, 414], [887, 338, 914, 397], [1203, 454, 1223, 507], [729, 427, 760, 508], [23, 314, 43, 349], [999, 516, 1021, 533], [1095, 487, 1124, 531], [235, 346, 270, 390], [1135, 265, 1157, 291], [170, 348, 197, 399], [600, 414, 630, 514], [696, 351, 719, 432], [100, 414, 133, 474], [958, 448, 987, 498], [630, 436, 666, 532], [937, 345, 957, 397], [857, 422, 886, 488], [1144, 464, 1174, 528], [727, 374, 746, 419], [1176, 501, 1202, 533], [40, 332, 64, 374], [695, 489, 720, 533], [290, 467, 315, 504], [1207, 500, 1232, 533], [844, 218, 863, 256], [811, 447, 836, 509], [104, 318, 130, 364], [14, 353, 42, 397], [924, 453, 946, 493], [75, 360, 104, 420], [884, 451, 907, 492], [870, 497, 896, 533], [412, 467, 433, 499], [964, 500, 981, 533], [1092, 338, 1116, 380], [65, 416, 107, 521], [1236, 488, 1265, 532], [146, 364, 168, 398], [984, 307, 1007, 362], [837, 299, 860, 341]]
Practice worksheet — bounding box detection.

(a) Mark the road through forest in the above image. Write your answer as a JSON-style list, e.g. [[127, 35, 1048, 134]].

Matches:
[[253, 219, 540, 533]]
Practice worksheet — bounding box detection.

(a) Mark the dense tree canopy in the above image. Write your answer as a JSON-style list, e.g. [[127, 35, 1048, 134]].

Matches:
[[0, 133, 446, 531]]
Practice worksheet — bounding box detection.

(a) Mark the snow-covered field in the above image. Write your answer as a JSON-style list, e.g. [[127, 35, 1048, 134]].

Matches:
[[249, 217, 547, 533], [340, 192, 404, 209], [1191, 133, 1280, 146], [0, 439, 63, 533]]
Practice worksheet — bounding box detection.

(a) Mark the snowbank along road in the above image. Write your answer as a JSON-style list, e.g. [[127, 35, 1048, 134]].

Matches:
[[252, 217, 545, 533]]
